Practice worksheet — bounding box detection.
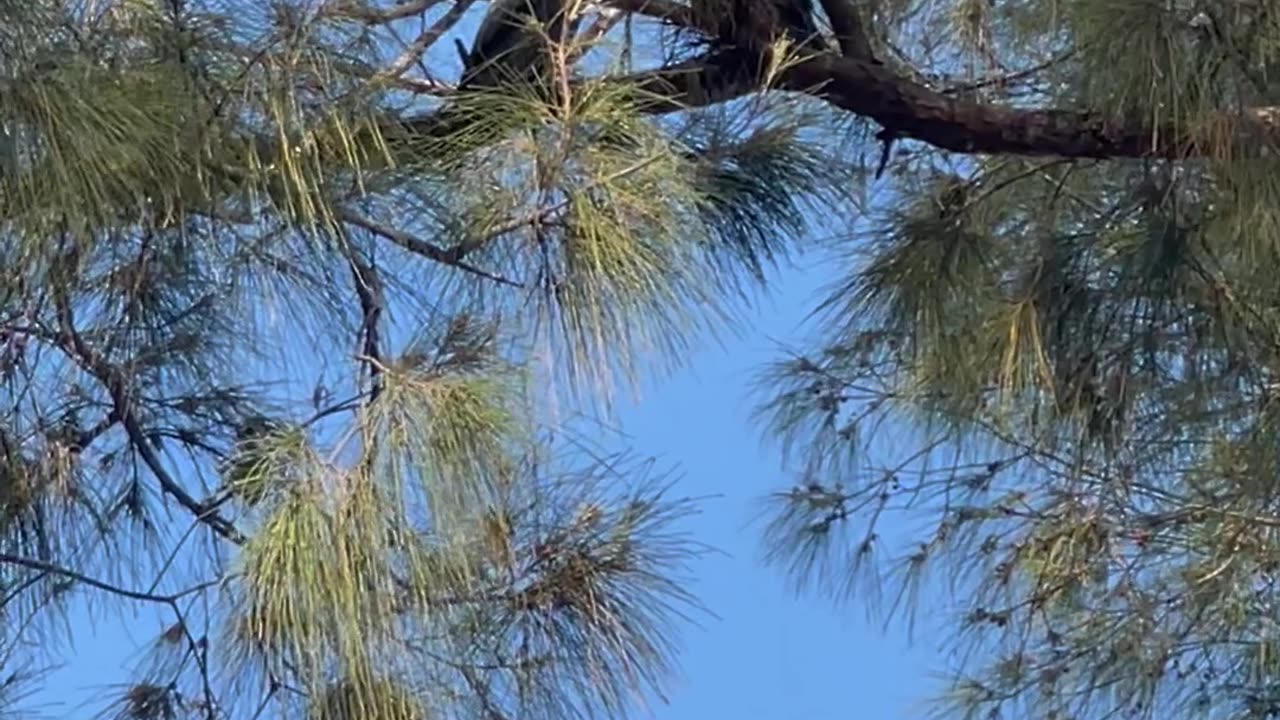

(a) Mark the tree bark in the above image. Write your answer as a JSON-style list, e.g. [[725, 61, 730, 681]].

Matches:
[[783, 55, 1279, 159], [598, 0, 1280, 160]]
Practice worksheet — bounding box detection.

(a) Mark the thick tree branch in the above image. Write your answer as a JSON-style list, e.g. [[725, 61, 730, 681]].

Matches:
[[303, 0, 1280, 163], [575, 0, 1278, 158], [401, 50, 1278, 160], [243, 32, 1280, 196], [783, 54, 1280, 159]]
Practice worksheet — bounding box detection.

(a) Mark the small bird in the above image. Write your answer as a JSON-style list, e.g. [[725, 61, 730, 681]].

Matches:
[[693, 0, 827, 55], [458, 0, 581, 91], [769, 0, 825, 51], [311, 377, 330, 411]]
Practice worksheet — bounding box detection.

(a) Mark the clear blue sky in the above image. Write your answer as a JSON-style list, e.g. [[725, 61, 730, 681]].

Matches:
[[608, 257, 944, 720]]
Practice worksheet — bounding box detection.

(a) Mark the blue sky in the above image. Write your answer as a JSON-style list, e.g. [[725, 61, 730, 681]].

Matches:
[[608, 256, 943, 720]]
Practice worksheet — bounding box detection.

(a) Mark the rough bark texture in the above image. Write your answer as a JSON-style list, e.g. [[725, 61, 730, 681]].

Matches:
[[598, 0, 1280, 160], [616, 50, 1277, 160], [785, 55, 1187, 159]]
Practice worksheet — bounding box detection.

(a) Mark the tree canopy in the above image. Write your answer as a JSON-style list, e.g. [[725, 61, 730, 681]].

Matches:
[[1, 0, 1279, 719]]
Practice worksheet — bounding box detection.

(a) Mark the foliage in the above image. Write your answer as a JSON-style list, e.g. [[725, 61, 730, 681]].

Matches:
[[5, 0, 1280, 719], [754, 4, 1280, 719], [0, 0, 850, 718]]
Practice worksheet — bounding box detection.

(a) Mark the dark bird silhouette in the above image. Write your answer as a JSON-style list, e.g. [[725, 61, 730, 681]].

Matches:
[[458, 0, 581, 91], [692, 0, 827, 56], [424, 0, 583, 163], [769, 0, 825, 50]]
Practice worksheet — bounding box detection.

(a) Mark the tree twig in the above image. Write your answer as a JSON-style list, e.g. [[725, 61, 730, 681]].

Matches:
[[49, 266, 246, 545], [340, 210, 524, 287], [0, 553, 219, 605]]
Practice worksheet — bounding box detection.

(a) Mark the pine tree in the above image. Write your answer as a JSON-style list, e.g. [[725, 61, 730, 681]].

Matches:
[[753, 2, 1280, 720], [2, 0, 1278, 719]]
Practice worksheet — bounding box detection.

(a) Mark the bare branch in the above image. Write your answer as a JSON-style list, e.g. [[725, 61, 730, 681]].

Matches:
[[599, 0, 699, 29], [340, 210, 524, 287], [341, 243, 387, 403], [0, 553, 219, 605]]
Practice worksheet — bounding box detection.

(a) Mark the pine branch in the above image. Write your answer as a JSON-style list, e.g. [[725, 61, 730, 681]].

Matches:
[[392, 0, 1276, 161], [0, 553, 218, 606], [341, 209, 524, 287], [783, 54, 1280, 159], [47, 260, 247, 546]]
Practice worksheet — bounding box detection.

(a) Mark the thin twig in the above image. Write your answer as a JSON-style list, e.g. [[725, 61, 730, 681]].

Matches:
[[0, 553, 219, 605], [49, 261, 246, 545], [341, 210, 524, 287]]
